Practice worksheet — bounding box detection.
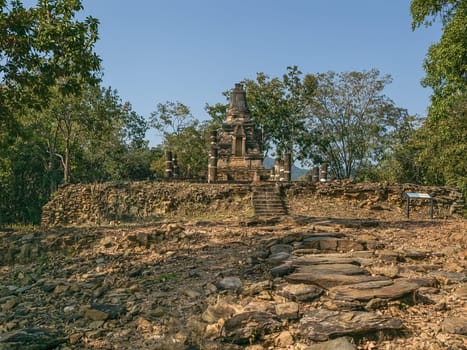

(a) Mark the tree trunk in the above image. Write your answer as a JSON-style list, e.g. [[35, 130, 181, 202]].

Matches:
[[63, 142, 70, 184]]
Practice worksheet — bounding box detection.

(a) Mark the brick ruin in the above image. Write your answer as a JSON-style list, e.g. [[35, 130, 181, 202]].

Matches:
[[208, 83, 271, 182], [163, 82, 326, 183]]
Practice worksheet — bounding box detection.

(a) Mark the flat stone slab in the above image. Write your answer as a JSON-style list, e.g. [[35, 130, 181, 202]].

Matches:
[[328, 278, 423, 301], [295, 263, 367, 276], [430, 271, 467, 284], [269, 263, 295, 277], [0, 328, 66, 350], [291, 254, 362, 266], [303, 232, 345, 239], [299, 309, 404, 342], [267, 252, 292, 265], [276, 283, 324, 301], [286, 272, 388, 289], [454, 283, 467, 298], [299, 237, 364, 252], [85, 303, 127, 320], [293, 248, 320, 256], [398, 249, 431, 260]]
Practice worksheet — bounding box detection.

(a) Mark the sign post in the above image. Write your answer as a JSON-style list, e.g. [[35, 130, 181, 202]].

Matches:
[[404, 192, 433, 219]]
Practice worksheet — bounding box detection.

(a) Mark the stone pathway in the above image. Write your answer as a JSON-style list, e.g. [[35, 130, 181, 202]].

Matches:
[[259, 234, 407, 344], [204, 226, 466, 348]]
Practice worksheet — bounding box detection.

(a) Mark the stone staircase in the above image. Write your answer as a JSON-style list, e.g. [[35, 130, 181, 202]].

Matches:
[[252, 184, 288, 216]]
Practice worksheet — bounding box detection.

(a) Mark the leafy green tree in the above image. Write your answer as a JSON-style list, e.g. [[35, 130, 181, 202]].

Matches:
[[206, 66, 315, 165], [1, 137, 52, 223], [0, 85, 150, 225], [0, 0, 102, 224], [204, 101, 228, 130], [356, 115, 424, 183], [302, 69, 409, 179], [412, 94, 466, 191], [150, 101, 210, 179], [37, 86, 149, 184], [411, 0, 466, 118], [0, 0, 101, 134], [244, 66, 315, 159], [410, 0, 466, 194], [150, 101, 195, 137]]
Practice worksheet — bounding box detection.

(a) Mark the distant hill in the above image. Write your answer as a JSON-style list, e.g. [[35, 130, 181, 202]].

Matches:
[[263, 157, 309, 181]]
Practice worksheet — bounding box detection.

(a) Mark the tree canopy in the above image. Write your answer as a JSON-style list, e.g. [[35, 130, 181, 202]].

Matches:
[[0, 1, 155, 224], [150, 101, 210, 179], [302, 70, 410, 179], [244, 66, 315, 159], [409, 0, 466, 195], [0, 0, 101, 134]]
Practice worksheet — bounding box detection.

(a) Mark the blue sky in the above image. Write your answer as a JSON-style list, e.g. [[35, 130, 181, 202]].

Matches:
[[78, 1, 440, 145]]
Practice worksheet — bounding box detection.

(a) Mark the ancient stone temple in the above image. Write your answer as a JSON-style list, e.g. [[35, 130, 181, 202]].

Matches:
[[209, 83, 269, 182]]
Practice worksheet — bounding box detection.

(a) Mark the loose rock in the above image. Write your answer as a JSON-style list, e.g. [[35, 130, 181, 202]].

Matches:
[[299, 309, 404, 341]]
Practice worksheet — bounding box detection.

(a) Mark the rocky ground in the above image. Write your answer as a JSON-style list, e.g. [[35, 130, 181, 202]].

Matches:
[[0, 200, 466, 349]]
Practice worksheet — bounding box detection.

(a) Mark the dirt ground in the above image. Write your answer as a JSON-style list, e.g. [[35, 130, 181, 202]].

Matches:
[[0, 199, 466, 349]]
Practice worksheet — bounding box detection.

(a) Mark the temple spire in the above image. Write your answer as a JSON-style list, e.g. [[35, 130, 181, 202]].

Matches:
[[226, 83, 250, 122]]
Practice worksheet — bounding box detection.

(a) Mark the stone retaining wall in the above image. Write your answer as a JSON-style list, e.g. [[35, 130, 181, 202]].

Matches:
[[41, 182, 253, 227], [284, 181, 464, 215], [41, 181, 464, 226]]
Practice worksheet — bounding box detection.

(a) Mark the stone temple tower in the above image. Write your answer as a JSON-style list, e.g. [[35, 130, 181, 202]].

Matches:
[[214, 83, 267, 182]]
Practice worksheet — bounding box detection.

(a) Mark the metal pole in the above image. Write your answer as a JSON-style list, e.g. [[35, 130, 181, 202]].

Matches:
[[406, 197, 410, 219]]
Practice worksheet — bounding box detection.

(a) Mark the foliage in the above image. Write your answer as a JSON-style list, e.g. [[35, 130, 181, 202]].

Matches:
[[410, 0, 466, 197], [413, 94, 466, 193], [0, 84, 152, 225], [0, 0, 101, 133], [355, 116, 425, 183], [28, 86, 149, 184], [0, 0, 105, 224], [0, 135, 52, 223], [204, 101, 228, 130], [150, 101, 209, 179], [301, 69, 409, 179], [244, 66, 316, 159], [413, 0, 466, 119]]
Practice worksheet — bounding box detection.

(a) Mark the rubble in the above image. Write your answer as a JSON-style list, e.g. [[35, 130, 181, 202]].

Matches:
[[1, 194, 466, 349]]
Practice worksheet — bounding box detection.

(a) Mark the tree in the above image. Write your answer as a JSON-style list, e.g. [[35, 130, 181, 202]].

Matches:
[[0, 0, 101, 134], [244, 66, 315, 159], [36, 86, 149, 184], [302, 69, 409, 179], [356, 115, 425, 183], [411, 0, 466, 118], [150, 101, 209, 179], [412, 93, 466, 191], [150, 101, 195, 137], [0, 0, 102, 224], [205, 66, 316, 164], [410, 0, 466, 195], [0, 84, 150, 225]]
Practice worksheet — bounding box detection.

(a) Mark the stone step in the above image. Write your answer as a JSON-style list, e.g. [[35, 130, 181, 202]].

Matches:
[[286, 272, 389, 289], [327, 277, 437, 302], [252, 184, 288, 216], [299, 309, 404, 342]]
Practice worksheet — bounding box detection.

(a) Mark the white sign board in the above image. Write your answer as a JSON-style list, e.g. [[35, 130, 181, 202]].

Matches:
[[405, 192, 431, 199], [404, 192, 434, 219]]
